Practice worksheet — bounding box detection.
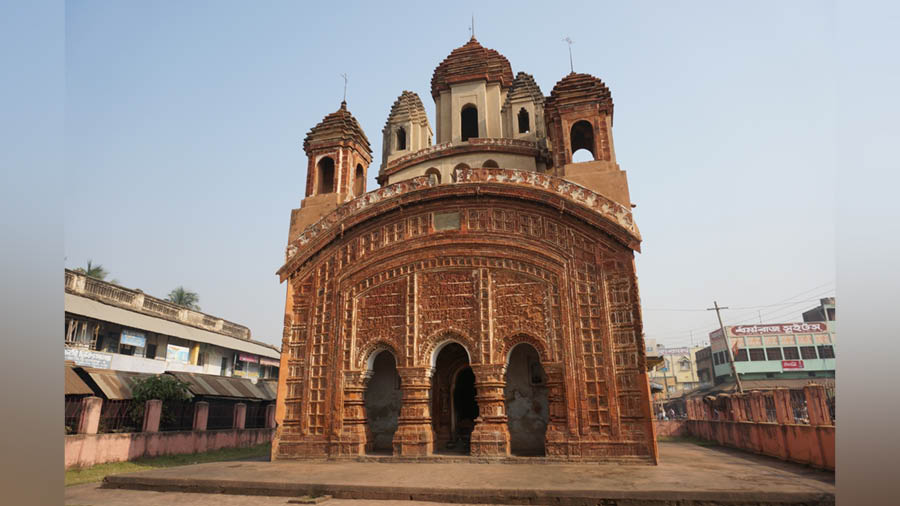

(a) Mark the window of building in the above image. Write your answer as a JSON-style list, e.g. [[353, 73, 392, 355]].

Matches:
[[517, 107, 530, 133], [220, 356, 228, 376], [817, 345, 835, 358], [734, 349, 748, 361], [396, 127, 406, 150], [461, 104, 478, 141], [482, 159, 499, 168], [800, 346, 819, 360], [679, 359, 691, 371], [749, 348, 766, 361], [353, 164, 365, 196], [713, 353, 721, 365], [65, 318, 100, 349], [783, 347, 800, 360], [317, 157, 335, 194], [425, 167, 441, 184], [766, 347, 783, 360], [146, 343, 157, 359], [570, 120, 595, 161]]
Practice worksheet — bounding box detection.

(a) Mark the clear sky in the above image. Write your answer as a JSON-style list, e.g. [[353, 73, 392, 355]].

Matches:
[[64, 1, 836, 348]]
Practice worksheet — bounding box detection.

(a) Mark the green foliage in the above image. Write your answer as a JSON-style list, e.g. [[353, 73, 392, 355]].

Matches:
[[74, 259, 108, 280], [128, 375, 192, 426], [166, 286, 201, 310]]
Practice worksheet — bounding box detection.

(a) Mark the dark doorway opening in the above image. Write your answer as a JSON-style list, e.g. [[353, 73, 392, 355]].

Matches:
[[432, 342, 477, 454], [505, 343, 548, 456], [353, 164, 365, 196], [569, 120, 595, 162], [317, 157, 335, 194], [461, 105, 478, 141], [364, 351, 401, 454]]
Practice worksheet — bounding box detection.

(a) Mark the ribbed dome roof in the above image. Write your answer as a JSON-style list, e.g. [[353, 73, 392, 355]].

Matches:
[[503, 72, 544, 107], [431, 38, 514, 98], [303, 101, 372, 155], [384, 91, 430, 129], [545, 72, 613, 114]]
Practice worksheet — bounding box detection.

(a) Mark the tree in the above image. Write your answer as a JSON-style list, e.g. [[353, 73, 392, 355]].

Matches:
[[128, 374, 192, 428], [74, 259, 108, 280], [167, 286, 200, 310]]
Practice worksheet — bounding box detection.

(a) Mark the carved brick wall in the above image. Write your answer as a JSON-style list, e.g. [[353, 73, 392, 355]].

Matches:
[[275, 194, 654, 462]]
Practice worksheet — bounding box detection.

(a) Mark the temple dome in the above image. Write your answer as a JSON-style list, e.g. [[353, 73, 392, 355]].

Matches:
[[384, 91, 429, 129], [303, 101, 372, 155], [430, 38, 514, 98], [503, 72, 544, 107], [545, 72, 614, 117]]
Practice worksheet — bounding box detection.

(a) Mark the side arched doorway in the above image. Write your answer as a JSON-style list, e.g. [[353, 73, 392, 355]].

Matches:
[[431, 342, 477, 454], [364, 350, 401, 454], [505, 343, 549, 456]]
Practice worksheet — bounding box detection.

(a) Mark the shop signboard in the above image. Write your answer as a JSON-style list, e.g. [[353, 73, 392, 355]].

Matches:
[[732, 323, 827, 336], [659, 347, 690, 356], [166, 344, 190, 363], [782, 360, 805, 370], [64, 347, 112, 369], [259, 357, 280, 367], [238, 353, 258, 362], [120, 329, 146, 348]]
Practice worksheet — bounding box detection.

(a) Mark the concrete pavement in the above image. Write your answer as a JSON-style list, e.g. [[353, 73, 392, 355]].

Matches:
[[97, 442, 835, 505]]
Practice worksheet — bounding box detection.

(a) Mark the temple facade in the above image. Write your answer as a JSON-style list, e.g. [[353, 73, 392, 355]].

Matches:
[[273, 37, 657, 463]]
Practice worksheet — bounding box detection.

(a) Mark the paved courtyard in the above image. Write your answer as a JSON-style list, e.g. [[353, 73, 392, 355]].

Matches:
[[77, 442, 834, 505]]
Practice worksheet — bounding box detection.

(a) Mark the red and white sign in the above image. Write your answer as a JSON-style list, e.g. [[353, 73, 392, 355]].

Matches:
[[238, 353, 258, 362], [732, 322, 827, 336], [782, 360, 805, 370]]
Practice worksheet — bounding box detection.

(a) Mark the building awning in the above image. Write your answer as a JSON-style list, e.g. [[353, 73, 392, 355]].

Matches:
[[65, 293, 280, 359], [65, 364, 94, 395], [649, 381, 664, 392], [166, 371, 276, 401], [79, 367, 165, 400]]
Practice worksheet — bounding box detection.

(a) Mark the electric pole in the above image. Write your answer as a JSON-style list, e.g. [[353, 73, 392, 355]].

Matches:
[[708, 301, 744, 393]]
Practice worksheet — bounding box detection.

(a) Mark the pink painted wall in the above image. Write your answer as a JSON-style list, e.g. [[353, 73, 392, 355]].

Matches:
[[64, 428, 273, 469], [685, 420, 834, 470], [653, 420, 689, 438]]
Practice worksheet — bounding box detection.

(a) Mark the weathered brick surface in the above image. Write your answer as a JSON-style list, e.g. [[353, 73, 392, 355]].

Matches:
[[274, 167, 656, 462]]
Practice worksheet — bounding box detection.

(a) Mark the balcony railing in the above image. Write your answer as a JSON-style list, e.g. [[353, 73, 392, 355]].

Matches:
[[65, 269, 251, 341]]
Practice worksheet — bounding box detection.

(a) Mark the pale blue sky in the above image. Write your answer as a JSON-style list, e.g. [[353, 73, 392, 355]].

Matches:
[[64, 1, 837, 348]]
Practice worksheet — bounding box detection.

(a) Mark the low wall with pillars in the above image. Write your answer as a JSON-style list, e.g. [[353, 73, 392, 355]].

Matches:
[[682, 384, 834, 470], [65, 397, 276, 469], [65, 428, 274, 469]]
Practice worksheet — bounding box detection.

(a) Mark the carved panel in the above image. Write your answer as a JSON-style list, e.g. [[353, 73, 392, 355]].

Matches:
[[418, 269, 478, 343], [491, 269, 548, 345]]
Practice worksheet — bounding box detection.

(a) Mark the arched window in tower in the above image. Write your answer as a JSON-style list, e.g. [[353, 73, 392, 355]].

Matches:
[[396, 127, 407, 151], [317, 156, 335, 194], [461, 104, 478, 141], [353, 164, 365, 196], [425, 167, 441, 185], [570, 120, 595, 162], [483, 159, 499, 168], [517, 107, 530, 134]]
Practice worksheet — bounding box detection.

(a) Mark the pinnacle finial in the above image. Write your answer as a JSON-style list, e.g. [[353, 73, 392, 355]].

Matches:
[[340, 73, 349, 103], [563, 37, 574, 73]]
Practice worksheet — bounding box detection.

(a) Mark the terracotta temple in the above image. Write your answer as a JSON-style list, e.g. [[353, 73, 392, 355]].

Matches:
[[272, 37, 658, 463]]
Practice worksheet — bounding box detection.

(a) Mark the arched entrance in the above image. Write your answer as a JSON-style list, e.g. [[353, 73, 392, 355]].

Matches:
[[504, 343, 548, 456], [431, 342, 477, 454], [364, 350, 401, 454]]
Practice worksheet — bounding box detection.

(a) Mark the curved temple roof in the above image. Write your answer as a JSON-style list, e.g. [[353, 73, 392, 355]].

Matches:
[[545, 72, 614, 118], [384, 90, 430, 130], [431, 38, 514, 98], [279, 167, 640, 279]]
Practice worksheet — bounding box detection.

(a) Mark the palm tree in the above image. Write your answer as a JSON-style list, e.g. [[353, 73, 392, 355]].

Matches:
[[74, 260, 108, 281], [166, 286, 200, 310]]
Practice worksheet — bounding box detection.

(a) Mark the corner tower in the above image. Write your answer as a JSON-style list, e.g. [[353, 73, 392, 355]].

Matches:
[[287, 101, 372, 243], [381, 91, 432, 172], [544, 72, 631, 208]]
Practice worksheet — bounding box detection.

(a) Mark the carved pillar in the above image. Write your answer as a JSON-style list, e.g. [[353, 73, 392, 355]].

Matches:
[[543, 362, 568, 456], [339, 371, 371, 456], [469, 364, 510, 456], [392, 366, 433, 456]]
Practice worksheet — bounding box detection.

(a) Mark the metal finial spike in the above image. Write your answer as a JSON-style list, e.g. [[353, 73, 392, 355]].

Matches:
[[563, 37, 574, 73], [340, 73, 349, 103]]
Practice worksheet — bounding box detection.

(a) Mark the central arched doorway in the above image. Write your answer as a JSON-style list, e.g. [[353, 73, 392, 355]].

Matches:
[[364, 350, 401, 454], [431, 342, 477, 454], [505, 343, 548, 456]]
